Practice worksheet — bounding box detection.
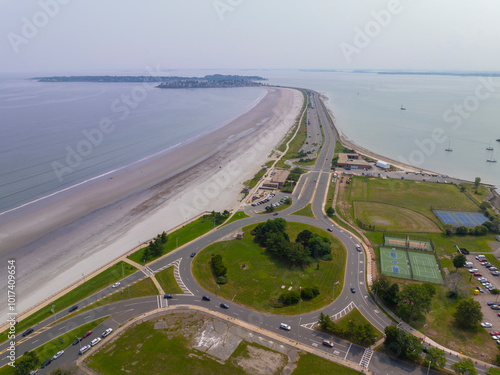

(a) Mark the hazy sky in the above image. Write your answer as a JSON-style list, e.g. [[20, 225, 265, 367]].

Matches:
[[1, 0, 500, 73]]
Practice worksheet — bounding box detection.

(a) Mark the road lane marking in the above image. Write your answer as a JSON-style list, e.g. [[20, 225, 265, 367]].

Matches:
[[344, 343, 352, 360]]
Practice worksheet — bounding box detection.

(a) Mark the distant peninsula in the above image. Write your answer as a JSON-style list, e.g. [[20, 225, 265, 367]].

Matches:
[[32, 74, 267, 88]]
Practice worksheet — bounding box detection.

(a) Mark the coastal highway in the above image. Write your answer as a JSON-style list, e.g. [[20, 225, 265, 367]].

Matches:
[[0, 90, 489, 374]]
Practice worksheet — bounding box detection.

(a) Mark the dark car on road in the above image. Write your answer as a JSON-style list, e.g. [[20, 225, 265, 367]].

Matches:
[[22, 328, 34, 337], [202, 295, 211, 301], [82, 330, 92, 338], [164, 294, 173, 299], [220, 303, 229, 309], [40, 358, 52, 368], [191, 252, 196, 258], [350, 288, 356, 293], [68, 305, 78, 312], [72, 337, 82, 346]]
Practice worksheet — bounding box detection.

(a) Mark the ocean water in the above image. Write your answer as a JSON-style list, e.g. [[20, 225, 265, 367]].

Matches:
[[0, 76, 267, 213], [258, 70, 500, 189]]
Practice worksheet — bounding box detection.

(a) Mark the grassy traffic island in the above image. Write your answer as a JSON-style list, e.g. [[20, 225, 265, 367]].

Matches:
[[193, 219, 346, 314]]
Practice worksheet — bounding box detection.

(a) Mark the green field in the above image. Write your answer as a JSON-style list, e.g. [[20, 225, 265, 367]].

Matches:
[[224, 211, 250, 226], [193, 222, 346, 314], [155, 267, 183, 295], [335, 308, 384, 342], [244, 168, 267, 189], [291, 353, 362, 375], [128, 213, 228, 264], [2, 261, 136, 343], [346, 177, 479, 228], [354, 202, 441, 233], [292, 203, 315, 217]]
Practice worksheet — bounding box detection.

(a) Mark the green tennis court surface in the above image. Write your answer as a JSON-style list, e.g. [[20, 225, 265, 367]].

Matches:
[[380, 247, 411, 278]]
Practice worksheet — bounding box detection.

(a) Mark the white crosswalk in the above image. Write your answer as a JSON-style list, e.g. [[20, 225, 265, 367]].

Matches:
[[301, 302, 357, 330], [155, 258, 193, 296], [359, 348, 373, 368]]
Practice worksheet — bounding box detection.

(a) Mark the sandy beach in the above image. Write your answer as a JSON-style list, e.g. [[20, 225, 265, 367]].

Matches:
[[0, 87, 303, 320]]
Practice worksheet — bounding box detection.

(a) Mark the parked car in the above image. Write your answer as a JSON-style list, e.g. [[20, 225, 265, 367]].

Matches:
[[491, 305, 500, 310], [79, 345, 91, 355], [468, 269, 478, 273], [280, 323, 291, 331], [490, 267, 498, 272], [487, 302, 495, 306], [476, 255, 486, 260], [40, 358, 52, 369], [202, 295, 211, 301], [91, 337, 101, 346], [482, 322, 493, 328], [52, 350, 64, 360], [102, 328, 113, 337], [82, 330, 93, 338], [474, 273, 482, 277], [323, 340, 334, 347], [72, 337, 82, 346]]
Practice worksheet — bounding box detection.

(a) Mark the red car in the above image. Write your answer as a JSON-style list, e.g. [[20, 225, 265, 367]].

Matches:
[[474, 272, 482, 277], [82, 330, 93, 338], [489, 331, 500, 336]]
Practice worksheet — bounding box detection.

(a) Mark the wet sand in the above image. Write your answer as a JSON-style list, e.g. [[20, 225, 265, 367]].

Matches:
[[0, 87, 303, 319]]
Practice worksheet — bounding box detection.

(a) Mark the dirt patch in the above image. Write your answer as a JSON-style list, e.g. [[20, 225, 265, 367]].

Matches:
[[371, 217, 392, 226], [234, 345, 287, 375]]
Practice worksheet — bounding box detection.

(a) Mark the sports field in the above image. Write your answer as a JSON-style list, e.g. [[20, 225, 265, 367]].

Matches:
[[384, 236, 433, 252], [380, 247, 443, 284]]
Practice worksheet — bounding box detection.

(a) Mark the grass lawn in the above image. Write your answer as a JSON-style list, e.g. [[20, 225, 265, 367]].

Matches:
[[128, 213, 228, 265], [155, 267, 183, 294], [354, 202, 441, 233], [291, 353, 362, 375], [0, 317, 108, 375], [70, 277, 159, 315], [192, 222, 346, 314], [2, 261, 136, 343], [292, 203, 315, 218], [88, 320, 249, 375], [459, 182, 490, 206], [326, 179, 335, 209], [276, 90, 307, 154], [224, 211, 250, 225], [346, 177, 480, 228]]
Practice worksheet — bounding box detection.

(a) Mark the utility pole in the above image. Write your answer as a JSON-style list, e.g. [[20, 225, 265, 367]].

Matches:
[[333, 281, 339, 299]]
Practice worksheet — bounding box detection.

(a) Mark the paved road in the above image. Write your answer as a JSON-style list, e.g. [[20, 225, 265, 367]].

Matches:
[[0, 90, 489, 374]]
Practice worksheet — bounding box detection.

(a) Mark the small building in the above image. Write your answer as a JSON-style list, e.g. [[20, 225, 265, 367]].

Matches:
[[337, 153, 372, 170], [262, 169, 290, 189], [376, 160, 390, 169]]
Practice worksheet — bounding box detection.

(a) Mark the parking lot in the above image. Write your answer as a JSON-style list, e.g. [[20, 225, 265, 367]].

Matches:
[[467, 255, 500, 330]]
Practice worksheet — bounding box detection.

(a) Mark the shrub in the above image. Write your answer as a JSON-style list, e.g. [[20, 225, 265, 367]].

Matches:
[[279, 290, 300, 306], [216, 276, 228, 284], [211, 254, 227, 278], [301, 286, 320, 300]]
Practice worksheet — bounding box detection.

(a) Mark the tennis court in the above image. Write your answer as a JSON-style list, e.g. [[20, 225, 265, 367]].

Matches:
[[407, 251, 444, 283], [433, 210, 488, 227], [380, 247, 411, 278], [384, 236, 433, 252]]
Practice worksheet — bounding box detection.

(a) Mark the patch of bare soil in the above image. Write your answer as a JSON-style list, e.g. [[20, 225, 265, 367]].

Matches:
[[234, 345, 287, 375]]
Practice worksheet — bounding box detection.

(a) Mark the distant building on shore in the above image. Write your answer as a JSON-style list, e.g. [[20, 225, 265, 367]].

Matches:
[[337, 153, 372, 170], [376, 160, 391, 169], [262, 170, 290, 189]]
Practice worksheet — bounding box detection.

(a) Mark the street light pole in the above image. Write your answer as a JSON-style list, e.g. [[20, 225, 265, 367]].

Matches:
[[333, 281, 339, 299]]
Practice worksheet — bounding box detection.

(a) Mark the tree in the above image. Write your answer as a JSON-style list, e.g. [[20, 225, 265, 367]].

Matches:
[[486, 367, 500, 375], [453, 254, 467, 271], [308, 236, 332, 258], [398, 284, 434, 321], [454, 298, 483, 328], [448, 272, 466, 298], [444, 224, 455, 236], [265, 205, 275, 212], [474, 177, 481, 193], [284, 197, 292, 205], [474, 225, 488, 236], [14, 351, 38, 375], [491, 289, 500, 295], [451, 358, 477, 375], [456, 226, 468, 235], [160, 231, 168, 243], [326, 206, 335, 217], [318, 312, 336, 333], [383, 326, 423, 360], [425, 348, 447, 370], [296, 230, 313, 247]]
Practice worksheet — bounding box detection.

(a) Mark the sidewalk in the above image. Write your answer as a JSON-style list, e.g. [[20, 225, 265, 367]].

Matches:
[[121, 256, 165, 295]]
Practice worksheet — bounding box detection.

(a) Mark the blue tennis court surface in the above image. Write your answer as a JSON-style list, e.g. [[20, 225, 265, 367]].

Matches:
[[392, 266, 399, 273], [433, 210, 489, 227], [391, 252, 397, 258], [391, 260, 397, 264]]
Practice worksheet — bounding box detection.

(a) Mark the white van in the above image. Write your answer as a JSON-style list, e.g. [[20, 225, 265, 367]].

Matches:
[[465, 262, 473, 268], [79, 345, 91, 355]]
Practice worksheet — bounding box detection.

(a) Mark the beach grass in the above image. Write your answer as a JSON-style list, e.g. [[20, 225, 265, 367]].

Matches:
[[0, 316, 109, 375], [277, 90, 307, 153], [4, 261, 136, 343], [155, 267, 183, 295], [459, 182, 490, 205], [291, 353, 362, 375], [353, 202, 441, 233], [292, 203, 315, 217], [244, 167, 267, 189], [192, 222, 346, 315], [128, 213, 228, 265]]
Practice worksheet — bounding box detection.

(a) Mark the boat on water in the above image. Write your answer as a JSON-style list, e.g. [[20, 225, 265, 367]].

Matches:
[[445, 140, 452, 152], [400, 105, 406, 110], [497, 139, 500, 142], [487, 150, 497, 163], [487, 146, 494, 151]]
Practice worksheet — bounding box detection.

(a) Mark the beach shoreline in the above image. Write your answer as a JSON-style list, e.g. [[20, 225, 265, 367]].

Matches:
[[0, 87, 304, 319]]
